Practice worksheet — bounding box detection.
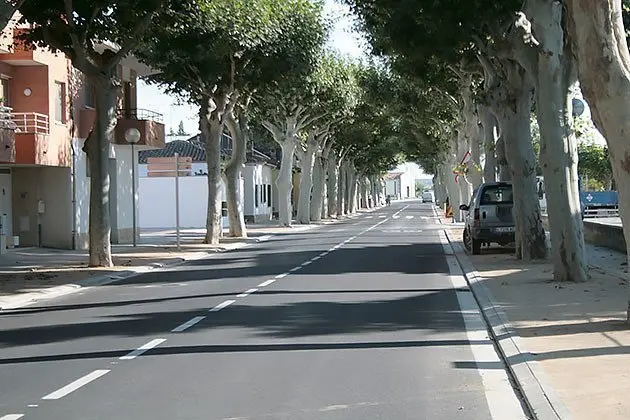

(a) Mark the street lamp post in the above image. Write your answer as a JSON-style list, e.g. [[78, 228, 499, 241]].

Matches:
[[125, 128, 141, 247]]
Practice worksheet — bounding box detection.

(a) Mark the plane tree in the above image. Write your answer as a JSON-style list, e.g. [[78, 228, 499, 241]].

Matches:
[[18, 0, 195, 266], [346, 0, 596, 282], [138, 0, 326, 240]]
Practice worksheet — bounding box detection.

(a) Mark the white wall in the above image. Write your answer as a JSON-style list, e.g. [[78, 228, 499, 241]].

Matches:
[[244, 164, 273, 220], [385, 179, 400, 198], [138, 176, 226, 228], [111, 144, 135, 232], [138, 162, 207, 177], [73, 138, 90, 245]]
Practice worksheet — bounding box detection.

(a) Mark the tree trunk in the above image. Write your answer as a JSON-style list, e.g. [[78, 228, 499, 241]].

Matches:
[[565, 1, 630, 264], [480, 106, 498, 183], [446, 142, 462, 220], [327, 155, 338, 217], [338, 161, 346, 216], [297, 138, 317, 224], [492, 64, 547, 260], [360, 177, 369, 208], [310, 155, 325, 221], [276, 140, 296, 226], [524, 0, 586, 281], [349, 167, 358, 213], [224, 110, 247, 238], [85, 77, 117, 267], [202, 100, 225, 245], [495, 135, 511, 181]]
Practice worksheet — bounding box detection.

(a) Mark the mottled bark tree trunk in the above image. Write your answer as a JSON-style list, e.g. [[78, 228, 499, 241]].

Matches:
[[224, 109, 247, 238], [85, 76, 117, 267]]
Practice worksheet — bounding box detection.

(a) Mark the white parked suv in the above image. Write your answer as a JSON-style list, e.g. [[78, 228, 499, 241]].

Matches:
[[422, 191, 434, 203]]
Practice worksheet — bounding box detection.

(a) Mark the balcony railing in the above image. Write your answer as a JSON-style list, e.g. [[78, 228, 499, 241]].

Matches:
[[116, 108, 164, 124], [12, 112, 49, 134]]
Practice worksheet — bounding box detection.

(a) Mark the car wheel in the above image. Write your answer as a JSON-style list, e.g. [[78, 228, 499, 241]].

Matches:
[[463, 228, 472, 251], [472, 237, 481, 255]]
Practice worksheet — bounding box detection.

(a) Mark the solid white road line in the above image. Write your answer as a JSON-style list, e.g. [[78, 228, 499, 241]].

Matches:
[[42, 370, 110, 400], [120, 338, 167, 360], [210, 300, 236, 311], [439, 229, 527, 419], [172, 316, 206, 332], [0, 414, 24, 420], [237, 288, 258, 298], [258, 279, 275, 287]]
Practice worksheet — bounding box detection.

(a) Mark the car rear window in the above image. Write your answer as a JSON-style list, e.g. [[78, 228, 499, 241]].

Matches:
[[480, 185, 513, 205]]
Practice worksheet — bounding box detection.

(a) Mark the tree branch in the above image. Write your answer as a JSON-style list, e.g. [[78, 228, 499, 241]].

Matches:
[[108, 9, 159, 70]]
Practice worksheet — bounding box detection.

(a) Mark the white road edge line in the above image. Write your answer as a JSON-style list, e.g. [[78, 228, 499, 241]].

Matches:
[[258, 279, 275, 287], [120, 338, 167, 360], [210, 299, 236, 311], [42, 370, 110, 400], [0, 415, 25, 420], [237, 288, 258, 298], [172, 316, 206, 332], [439, 228, 527, 420]]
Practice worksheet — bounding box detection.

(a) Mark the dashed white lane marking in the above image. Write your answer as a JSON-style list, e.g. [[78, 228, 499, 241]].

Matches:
[[366, 216, 373, 219], [289, 267, 300, 273], [42, 370, 110, 400], [392, 215, 400, 219], [0, 414, 25, 420], [210, 299, 236, 312], [301, 261, 312, 267], [257, 235, 273, 242], [405, 215, 414, 219], [258, 279, 275, 287], [237, 288, 258, 297], [120, 338, 167, 360], [275, 273, 288, 279], [311, 256, 321, 261], [378, 215, 386, 218], [172, 316, 206, 332]]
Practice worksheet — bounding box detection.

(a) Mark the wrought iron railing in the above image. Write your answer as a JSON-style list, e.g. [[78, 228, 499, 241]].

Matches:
[[116, 108, 164, 123]]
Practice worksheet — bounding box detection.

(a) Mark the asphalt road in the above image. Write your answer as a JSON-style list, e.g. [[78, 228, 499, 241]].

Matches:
[[0, 201, 528, 420]]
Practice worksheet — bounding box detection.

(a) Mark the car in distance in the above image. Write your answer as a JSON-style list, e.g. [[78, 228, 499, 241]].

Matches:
[[459, 182, 515, 255], [422, 191, 435, 203]]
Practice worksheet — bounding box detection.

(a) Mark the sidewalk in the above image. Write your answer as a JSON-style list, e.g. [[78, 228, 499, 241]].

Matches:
[[0, 221, 328, 310], [442, 218, 630, 420]]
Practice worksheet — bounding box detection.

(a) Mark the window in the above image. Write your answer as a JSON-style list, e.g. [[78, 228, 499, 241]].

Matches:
[[255, 185, 259, 207], [54, 82, 66, 123], [480, 185, 513, 205], [267, 185, 272, 207], [1, 77, 10, 106], [84, 79, 95, 108]]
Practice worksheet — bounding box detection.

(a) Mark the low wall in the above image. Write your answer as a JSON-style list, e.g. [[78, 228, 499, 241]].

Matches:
[[541, 215, 627, 253]]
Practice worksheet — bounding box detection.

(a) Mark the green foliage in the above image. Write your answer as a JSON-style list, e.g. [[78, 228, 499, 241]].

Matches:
[[139, 0, 327, 106], [578, 141, 613, 191], [17, 0, 193, 74]]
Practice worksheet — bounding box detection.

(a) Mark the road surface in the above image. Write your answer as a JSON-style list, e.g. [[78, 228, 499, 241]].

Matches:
[[0, 201, 528, 419]]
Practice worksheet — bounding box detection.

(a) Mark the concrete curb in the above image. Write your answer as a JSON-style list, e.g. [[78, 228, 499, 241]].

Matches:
[[443, 229, 572, 420]]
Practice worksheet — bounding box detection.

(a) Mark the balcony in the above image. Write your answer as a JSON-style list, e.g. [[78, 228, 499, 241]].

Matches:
[[78, 107, 165, 149], [13, 112, 49, 134]]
